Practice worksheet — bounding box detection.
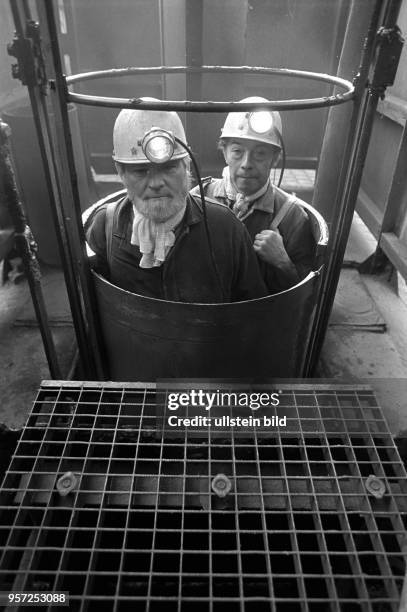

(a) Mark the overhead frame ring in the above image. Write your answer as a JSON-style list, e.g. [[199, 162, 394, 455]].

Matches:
[[66, 65, 355, 111]]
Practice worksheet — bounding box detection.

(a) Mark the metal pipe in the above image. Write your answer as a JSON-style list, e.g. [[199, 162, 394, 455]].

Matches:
[[185, 0, 203, 150], [66, 64, 356, 85], [311, 0, 381, 222], [35, 0, 107, 378], [0, 120, 62, 379], [305, 0, 403, 375], [8, 0, 101, 377], [304, 0, 383, 376], [157, 0, 167, 100], [67, 91, 354, 112], [65, 66, 354, 111]]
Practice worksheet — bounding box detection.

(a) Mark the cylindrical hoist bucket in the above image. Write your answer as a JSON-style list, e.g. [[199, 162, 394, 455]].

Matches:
[[93, 270, 322, 380], [88, 193, 328, 380]]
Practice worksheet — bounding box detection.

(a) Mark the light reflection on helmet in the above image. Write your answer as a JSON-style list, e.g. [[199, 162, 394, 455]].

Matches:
[[221, 96, 282, 149]]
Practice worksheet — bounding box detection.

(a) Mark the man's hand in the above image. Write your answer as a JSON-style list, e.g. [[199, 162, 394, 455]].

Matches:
[[253, 229, 292, 268]]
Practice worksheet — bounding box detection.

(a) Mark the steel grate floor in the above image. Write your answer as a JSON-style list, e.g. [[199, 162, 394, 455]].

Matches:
[[0, 381, 406, 611]]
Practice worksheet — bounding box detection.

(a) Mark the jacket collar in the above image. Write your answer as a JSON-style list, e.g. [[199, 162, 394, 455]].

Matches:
[[246, 182, 275, 215], [184, 194, 204, 226], [211, 179, 229, 200], [215, 178, 276, 216]]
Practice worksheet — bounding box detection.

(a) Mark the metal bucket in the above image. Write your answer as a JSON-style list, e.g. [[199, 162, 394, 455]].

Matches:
[[88, 190, 328, 380], [93, 270, 322, 380]]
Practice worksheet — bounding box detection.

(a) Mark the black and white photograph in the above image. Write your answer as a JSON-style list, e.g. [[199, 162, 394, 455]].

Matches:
[[0, 1, 407, 609]]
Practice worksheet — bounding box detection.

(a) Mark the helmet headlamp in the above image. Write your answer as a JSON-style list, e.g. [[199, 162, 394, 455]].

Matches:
[[248, 110, 274, 134], [140, 128, 175, 164]]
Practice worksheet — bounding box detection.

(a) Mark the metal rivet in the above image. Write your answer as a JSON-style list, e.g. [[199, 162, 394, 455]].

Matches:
[[365, 474, 386, 499], [211, 473, 232, 498], [56, 471, 78, 497]]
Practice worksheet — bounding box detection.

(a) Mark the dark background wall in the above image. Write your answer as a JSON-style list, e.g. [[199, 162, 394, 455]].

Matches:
[[65, 0, 351, 177]]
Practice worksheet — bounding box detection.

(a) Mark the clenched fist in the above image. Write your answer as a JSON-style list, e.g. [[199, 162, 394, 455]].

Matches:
[[253, 229, 292, 267]]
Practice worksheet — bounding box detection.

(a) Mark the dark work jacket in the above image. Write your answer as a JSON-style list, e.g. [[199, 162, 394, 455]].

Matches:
[[192, 180, 316, 294], [84, 194, 267, 303]]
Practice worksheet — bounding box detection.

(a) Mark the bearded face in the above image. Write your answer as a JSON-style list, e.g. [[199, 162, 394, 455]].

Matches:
[[118, 159, 189, 222]]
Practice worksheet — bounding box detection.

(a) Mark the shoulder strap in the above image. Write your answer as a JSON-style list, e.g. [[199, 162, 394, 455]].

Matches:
[[105, 202, 117, 270], [269, 194, 296, 230], [190, 192, 224, 212]]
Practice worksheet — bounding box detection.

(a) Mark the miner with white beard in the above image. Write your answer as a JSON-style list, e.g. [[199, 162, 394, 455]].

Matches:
[[85, 101, 267, 303]]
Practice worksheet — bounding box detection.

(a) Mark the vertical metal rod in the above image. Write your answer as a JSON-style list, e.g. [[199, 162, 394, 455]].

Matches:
[[0, 120, 62, 379], [185, 0, 203, 152], [304, 0, 383, 375], [158, 0, 167, 100], [305, 0, 402, 375], [59, 0, 99, 202], [312, 0, 381, 224], [327, 0, 349, 78], [34, 0, 107, 378], [304, 0, 382, 376], [9, 0, 103, 378]]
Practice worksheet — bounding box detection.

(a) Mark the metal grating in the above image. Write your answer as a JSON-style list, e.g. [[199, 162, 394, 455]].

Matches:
[[0, 381, 406, 612]]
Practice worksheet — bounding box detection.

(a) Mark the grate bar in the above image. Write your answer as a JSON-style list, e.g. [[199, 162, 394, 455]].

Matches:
[[0, 382, 406, 611]]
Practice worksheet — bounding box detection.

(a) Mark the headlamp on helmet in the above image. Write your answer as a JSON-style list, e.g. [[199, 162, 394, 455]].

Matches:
[[220, 97, 282, 149], [248, 110, 274, 134], [112, 103, 188, 164], [139, 127, 175, 164]]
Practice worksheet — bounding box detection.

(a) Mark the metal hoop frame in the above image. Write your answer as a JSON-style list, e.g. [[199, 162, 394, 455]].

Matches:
[[66, 65, 355, 111]]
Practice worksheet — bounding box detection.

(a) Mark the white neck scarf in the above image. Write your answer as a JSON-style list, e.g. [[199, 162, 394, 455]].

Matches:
[[222, 166, 270, 221], [130, 204, 186, 268]]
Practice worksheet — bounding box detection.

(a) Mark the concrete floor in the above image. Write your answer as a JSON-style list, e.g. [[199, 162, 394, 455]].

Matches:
[[318, 272, 407, 437], [318, 213, 407, 438], [0, 262, 76, 429], [0, 214, 406, 437]]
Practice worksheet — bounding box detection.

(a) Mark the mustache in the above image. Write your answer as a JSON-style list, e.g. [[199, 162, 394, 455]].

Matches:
[[144, 194, 172, 199], [132, 193, 187, 221]]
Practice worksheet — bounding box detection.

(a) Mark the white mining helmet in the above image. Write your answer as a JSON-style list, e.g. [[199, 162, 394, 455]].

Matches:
[[220, 96, 282, 149], [112, 98, 188, 164]]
